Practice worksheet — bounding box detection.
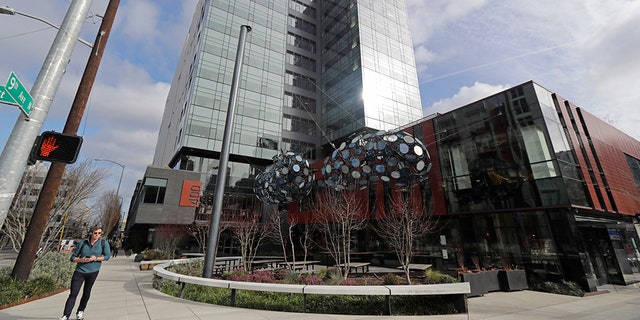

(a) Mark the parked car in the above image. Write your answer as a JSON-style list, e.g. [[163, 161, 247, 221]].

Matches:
[[60, 239, 81, 252]]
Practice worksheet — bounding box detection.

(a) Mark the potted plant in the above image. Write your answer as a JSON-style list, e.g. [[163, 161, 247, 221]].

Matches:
[[459, 255, 490, 297], [498, 260, 528, 291]]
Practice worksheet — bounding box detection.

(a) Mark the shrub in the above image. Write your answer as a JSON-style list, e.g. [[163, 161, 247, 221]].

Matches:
[[221, 269, 247, 280], [246, 270, 275, 283], [315, 267, 329, 279], [31, 251, 74, 288], [0, 251, 74, 308], [168, 259, 203, 277], [382, 273, 401, 285], [299, 274, 323, 285], [323, 268, 343, 285], [0, 276, 24, 306], [531, 280, 584, 297], [24, 276, 58, 297], [281, 270, 300, 283], [274, 268, 291, 280], [141, 248, 169, 260], [424, 269, 459, 284]]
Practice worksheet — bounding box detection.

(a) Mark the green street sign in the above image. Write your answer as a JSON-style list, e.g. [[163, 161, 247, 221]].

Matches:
[[5, 71, 34, 117], [0, 85, 17, 106]]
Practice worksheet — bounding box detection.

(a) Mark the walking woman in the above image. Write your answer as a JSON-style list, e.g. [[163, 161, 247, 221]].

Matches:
[[59, 226, 111, 320]]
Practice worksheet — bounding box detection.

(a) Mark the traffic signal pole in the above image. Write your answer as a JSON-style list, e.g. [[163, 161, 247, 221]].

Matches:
[[11, 0, 119, 281], [0, 0, 91, 231]]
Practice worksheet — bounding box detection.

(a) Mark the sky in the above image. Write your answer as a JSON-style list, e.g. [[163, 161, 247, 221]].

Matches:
[[1, 0, 639, 218]]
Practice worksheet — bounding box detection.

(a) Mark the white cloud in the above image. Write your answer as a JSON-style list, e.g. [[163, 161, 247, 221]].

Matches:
[[410, 0, 640, 141], [118, 1, 160, 41], [425, 82, 507, 116], [0, 0, 195, 212]]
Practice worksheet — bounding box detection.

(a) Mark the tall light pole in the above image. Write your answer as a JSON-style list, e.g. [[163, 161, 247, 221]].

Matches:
[[204, 25, 251, 278], [0, 0, 92, 231], [95, 158, 125, 202]]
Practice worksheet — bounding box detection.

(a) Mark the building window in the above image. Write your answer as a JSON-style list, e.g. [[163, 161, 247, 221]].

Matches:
[[287, 32, 316, 53], [626, 154, 640, 192], [284, 92, 316, 112], [283, 114, 317, 136], [258, 137, 278, 150], [285, 71, 316, 92], [142, 177, 167, 204], [286, 51, 316, 72], [288, 15, 316, 35], [289, 0, 316, 18]]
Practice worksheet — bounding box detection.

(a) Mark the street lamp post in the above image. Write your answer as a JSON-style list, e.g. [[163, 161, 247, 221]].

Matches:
[[0, 6, 93, 47], [95, 158, 125, 203]]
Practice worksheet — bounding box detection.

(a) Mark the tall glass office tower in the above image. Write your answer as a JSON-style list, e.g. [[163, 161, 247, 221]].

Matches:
[[152, 0, 423, 203]]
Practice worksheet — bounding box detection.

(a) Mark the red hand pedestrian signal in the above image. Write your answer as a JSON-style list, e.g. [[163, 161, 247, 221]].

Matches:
[[33, 131, 83, 164], [39, 135, 60, 157]]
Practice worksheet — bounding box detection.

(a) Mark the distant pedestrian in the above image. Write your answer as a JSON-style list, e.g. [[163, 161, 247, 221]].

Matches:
[[112, 238, 122, 257], [59, 226, 111, 320]]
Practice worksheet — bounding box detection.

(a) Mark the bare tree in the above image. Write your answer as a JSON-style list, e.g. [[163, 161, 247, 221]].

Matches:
[[266, 207, 307, 269], [226, 209, 270, 271], [1, 160, 107, 258], [298, 221, 313, 263], [39, 160, 108, 256], [371, 185, 438, 284], [1, 163, 48, 252], [266, 207, 292, 266], [94, 190, 121, 237], [155, 224, 188, 259], [184, 221, 209, 253], [312, 188, 367, 280]]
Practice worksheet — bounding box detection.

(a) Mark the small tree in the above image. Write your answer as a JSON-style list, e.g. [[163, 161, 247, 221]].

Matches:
[[312, 188, 367, 280], [226, 209, 270, 271], [298, 221, 313, 263], [266, 207, 292, 266], [372, 185, 438, 284], [2, 160, 107, 259], [184, 222, 209, 253], [155, 224, 188, 259], [94, 190, 121, 237]]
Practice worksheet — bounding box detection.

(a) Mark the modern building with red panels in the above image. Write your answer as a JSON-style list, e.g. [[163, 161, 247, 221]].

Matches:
[[291, 80, 640, 292]]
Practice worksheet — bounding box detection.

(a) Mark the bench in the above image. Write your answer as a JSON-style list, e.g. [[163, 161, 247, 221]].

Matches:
[[278, 260, 320, 271], [153, 261, 470, 315], [249, 259, 284, 270], [337, 262, 371, 274], [399, 263, 433, 271]]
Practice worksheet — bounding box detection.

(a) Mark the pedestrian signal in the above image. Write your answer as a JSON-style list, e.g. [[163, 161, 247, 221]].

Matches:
[[33, 131, 83, 164]]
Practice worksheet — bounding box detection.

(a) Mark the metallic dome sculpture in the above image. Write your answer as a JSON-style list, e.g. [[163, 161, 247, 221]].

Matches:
[[322, 130, 431, 190], [254, 151, 314, 204]]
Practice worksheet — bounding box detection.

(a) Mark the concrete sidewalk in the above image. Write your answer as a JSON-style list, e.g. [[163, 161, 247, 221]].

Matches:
[[1, 255, 639, 319]]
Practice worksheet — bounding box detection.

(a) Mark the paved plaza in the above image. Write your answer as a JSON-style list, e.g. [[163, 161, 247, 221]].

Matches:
[[1, 254, 639, 319]]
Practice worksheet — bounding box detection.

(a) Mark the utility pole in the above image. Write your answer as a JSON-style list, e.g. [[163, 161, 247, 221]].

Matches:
[[11, 0, 120, 281], [0, 0, 92, 230]]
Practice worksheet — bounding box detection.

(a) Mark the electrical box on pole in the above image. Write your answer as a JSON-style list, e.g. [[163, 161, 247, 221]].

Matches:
[[33, 131, 83, 164]]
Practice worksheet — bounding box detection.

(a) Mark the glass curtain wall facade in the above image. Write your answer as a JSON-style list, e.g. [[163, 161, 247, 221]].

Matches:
[[435, 82, 588, 213], [428, 82, 593, 287], [420, 81, 640, 291], [319, 0, 423, 144], [149, 0, 423, 240]]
